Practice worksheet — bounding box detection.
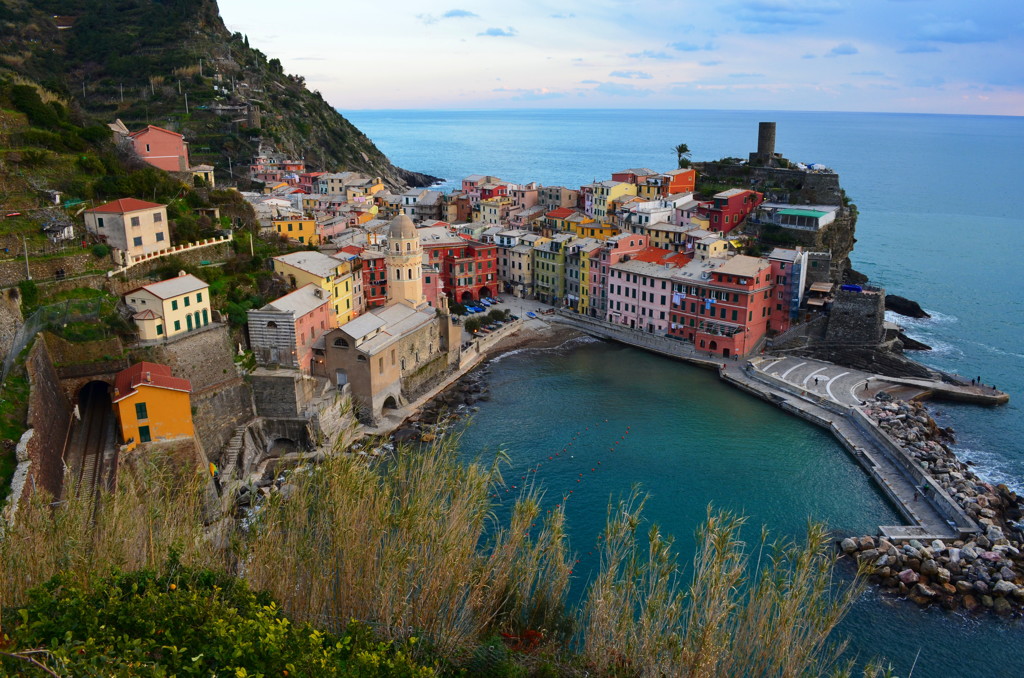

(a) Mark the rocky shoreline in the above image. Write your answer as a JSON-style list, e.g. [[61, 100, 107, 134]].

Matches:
[[842, 395, 1024, 615]]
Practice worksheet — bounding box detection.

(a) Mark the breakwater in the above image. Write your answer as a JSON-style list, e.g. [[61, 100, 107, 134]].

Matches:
[[552, 311, 1024, 614]]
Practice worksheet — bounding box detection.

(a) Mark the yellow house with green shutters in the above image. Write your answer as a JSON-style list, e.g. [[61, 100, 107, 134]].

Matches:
[[125, 272, 212, 340], [273, 217, 319, 246], [577, 240, 602, 316], [272, 251, 360, 325]]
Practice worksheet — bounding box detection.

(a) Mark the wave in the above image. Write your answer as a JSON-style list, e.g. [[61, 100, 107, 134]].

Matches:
[[488, 334, 603, 364], [884, 309, 958, 329], [954, 446, 1024, 494]]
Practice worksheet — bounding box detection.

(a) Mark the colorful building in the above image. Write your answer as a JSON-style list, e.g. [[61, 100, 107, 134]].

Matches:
[[637, 169, 697, 199], [124, 272, 211, 340], [83, 198, 171, 263], [586, 233, 650, 319], [247, 284, 335, 370], [590, 181, 637, 221], [272, 250, 360, 325], [273, 216, 319, 246], [533, 233, 575, 305], [127, 125, 190, 172], [668, 254, 773, 357], [342, 245, 388, 309], [697, 189, 763, 234], [112, 362, 194, 452], [606, 247, 691, 333]]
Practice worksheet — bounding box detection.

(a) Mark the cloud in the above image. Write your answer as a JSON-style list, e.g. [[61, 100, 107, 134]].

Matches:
[[493, 87, 566, 100], [732, 0, 844, 33], [670, 41, 715, 52], [418, 9, 479, 24], [627, 50, 675, 60], [550, 13, 576, 19], [610, 70, 653, 79], [699, 60, 722, 66], [898, 44, 941, 54], [826, 43, 858, 57], [728, 72, 764, 78], [593, 82, 653, 97], [915, 20, 990, 44], [910, 75, 945, 88], [478, 27, 517, 37], [801, 53, 816, 59]]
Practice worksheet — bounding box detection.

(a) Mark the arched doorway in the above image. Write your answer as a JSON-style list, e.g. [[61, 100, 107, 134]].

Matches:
[[479, 286, 491, 299], [383, 395, 399, 410], [709, 340, 718, 352], [461, 291, 474, 304]]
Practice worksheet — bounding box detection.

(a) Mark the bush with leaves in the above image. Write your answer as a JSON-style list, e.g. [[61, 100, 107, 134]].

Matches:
[[1, 564, 435, 677]]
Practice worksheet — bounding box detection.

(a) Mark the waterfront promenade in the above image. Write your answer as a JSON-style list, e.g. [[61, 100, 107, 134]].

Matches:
[[551, 310, 982, 542]]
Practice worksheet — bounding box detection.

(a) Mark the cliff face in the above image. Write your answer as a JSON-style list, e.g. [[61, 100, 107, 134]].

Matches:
[[694, 161, 858, 282], [0, 0, 436, 189]]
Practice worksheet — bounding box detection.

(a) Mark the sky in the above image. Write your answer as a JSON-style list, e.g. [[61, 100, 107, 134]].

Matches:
[[218, 0, 1024, 115]]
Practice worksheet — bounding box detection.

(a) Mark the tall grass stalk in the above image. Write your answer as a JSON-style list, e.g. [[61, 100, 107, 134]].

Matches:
[[240, 434, 573, 657], [0, 447, 219, 611], [583, 496, 863, 677]]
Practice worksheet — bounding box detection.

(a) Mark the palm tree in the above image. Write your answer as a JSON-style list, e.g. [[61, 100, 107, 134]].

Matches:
[[674, 143, 692, 169]]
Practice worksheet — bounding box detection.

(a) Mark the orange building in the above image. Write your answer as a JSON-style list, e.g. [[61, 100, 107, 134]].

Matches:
[[128, 125, 190, 172], [112, 362, 194, 451]]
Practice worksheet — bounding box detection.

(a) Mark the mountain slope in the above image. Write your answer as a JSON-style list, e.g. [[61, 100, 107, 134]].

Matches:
[[0, 0, 437, 189]]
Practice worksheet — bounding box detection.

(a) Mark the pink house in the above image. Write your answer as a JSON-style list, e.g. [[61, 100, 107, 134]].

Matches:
[[247, 284, 336, 370], [128, 125, 190, 172], [586, 233, 650, 318], [606, 247, 691, 333]]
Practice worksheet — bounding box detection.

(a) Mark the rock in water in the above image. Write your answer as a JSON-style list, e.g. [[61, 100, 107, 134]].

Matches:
[[885, 295, 931, 319]]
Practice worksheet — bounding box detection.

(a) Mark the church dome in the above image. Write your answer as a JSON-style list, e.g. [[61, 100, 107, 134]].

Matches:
[[388, 214, 417, 241]]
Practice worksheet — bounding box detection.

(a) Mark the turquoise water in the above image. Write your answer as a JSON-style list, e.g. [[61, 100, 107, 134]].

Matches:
[[344, 109, 1024, 673]]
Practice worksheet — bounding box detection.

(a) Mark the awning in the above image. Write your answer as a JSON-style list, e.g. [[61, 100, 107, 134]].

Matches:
[[809, 281, 834, 293]]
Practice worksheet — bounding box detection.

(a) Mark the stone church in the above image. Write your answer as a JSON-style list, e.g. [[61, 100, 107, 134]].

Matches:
[[318, 215, 462, 423]]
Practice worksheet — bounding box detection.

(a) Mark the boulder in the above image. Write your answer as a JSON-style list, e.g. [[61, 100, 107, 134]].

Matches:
[[885, 295, 930, 318], [858, 536, 876, 550], [993, 597, 1013, 615], [993, 580, 1017, 597], [955, 580, 974, 594], [858, 548, 880, 563], [840, 538, 859, 554], [936, 567, 951, 584], [973, 580, 990, 595], [986, 524, 1005, 542], [898, 568, 920, 585], [920, 559, 939, 577]]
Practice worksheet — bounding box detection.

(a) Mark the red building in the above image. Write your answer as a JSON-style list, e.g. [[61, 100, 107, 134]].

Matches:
[[698, 189, 763, 234], [128, 125, 190, 172], [421, 235, 498, 303], [611, 168, 657, 184], [342, 245, 388, 310], [668, 255, 773, 358]]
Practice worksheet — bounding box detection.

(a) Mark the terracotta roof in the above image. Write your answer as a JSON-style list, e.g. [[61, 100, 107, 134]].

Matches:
[[86, 198, 166, 214], [128, 124, 183, 139], [546, 208, 575, 219], [112, 362, 191, 403]]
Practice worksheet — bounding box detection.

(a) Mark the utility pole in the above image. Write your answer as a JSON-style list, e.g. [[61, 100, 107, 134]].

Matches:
[[199, 58, 204, 78], [82, 81, 86, 99], [120, 83, 123, 102], [184, 92, 189, 115], [22, 235, 30, 280]]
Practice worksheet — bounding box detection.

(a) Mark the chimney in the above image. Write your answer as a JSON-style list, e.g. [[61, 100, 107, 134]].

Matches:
[[145, 371, 152, 383], [178, 270, 187, 277]]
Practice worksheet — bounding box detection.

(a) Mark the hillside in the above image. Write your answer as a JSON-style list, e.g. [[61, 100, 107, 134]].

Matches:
[[0, 0, 437, 189]]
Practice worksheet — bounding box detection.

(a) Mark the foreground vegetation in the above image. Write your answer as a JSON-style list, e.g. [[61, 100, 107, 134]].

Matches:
[[0, 438, 891, 676]]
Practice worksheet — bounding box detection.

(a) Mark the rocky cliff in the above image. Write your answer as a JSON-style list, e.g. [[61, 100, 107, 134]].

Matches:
[[0, 0, 436, 189]]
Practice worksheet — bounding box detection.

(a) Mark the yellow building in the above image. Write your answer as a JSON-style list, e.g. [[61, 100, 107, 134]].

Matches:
[[569, 219, 618, 241], [112, 362, 194, 452], [273, 216, 319, 246], [592, 181, 637, 222], [273, 250, 360, 325], [125, 272, 212, 340], [577, 240, 601, 316]]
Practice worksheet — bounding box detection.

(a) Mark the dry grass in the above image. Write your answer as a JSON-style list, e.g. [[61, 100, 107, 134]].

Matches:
[[240, 434, 574, 657], [172, 65, 201, 78], [0, 450, 220, 609], [583, 494, 867, 678]]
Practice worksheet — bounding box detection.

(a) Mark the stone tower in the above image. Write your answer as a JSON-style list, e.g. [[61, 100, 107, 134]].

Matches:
[[749, 121, 777, 165], [386, 214, 426, 309]]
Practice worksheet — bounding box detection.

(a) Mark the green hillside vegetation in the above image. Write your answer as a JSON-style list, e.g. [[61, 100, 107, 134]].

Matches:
[[0, 0, 437, 189], [0, 440, 893, 677]]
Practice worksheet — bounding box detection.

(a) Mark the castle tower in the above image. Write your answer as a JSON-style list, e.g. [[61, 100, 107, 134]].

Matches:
[[386, 214, 426, 309]]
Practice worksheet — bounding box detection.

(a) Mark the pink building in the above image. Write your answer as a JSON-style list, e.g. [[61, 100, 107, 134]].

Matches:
[[247, 284, 336, 370], [128, 125, 190, 172], [606, 247, 691, 333], [423, 264, 445, 309], [586, 233, 650, 318]]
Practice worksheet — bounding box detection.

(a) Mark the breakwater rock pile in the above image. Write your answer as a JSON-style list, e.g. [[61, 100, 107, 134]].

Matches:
[[392, 369, 492, 444], [842, 395, 1024, 614]]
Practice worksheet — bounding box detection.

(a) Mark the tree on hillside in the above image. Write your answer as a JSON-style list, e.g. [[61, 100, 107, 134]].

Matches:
[[674, 142, 692, 169]]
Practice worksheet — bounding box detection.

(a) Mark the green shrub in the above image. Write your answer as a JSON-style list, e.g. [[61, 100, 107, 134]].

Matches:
[[90, 243, 110, 258], [2, 565, 436, 677], [17, 279, 39, 312]]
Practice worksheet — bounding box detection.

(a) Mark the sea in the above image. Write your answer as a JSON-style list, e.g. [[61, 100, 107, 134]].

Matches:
[[343, 109, 1024, 675]]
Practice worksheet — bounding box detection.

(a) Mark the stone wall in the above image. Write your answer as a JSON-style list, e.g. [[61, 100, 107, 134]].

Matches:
[[0, 251, 103, 287], [251, 371, 316, 419], [191, 379, 252, 461], [0, 290, 22, 360], [825, 288, 885, 345], [23, 338, 73, 499]]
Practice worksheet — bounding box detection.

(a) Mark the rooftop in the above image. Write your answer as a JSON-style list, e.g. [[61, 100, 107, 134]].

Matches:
[[715, 255, 769, 278], [339, 304, 436, 355], [128, 273, 207, 300], [258, 284, 329, 317], [113, 362, 191, 403], [87, 198, 165, 214], [273, 251, 340, 278]]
